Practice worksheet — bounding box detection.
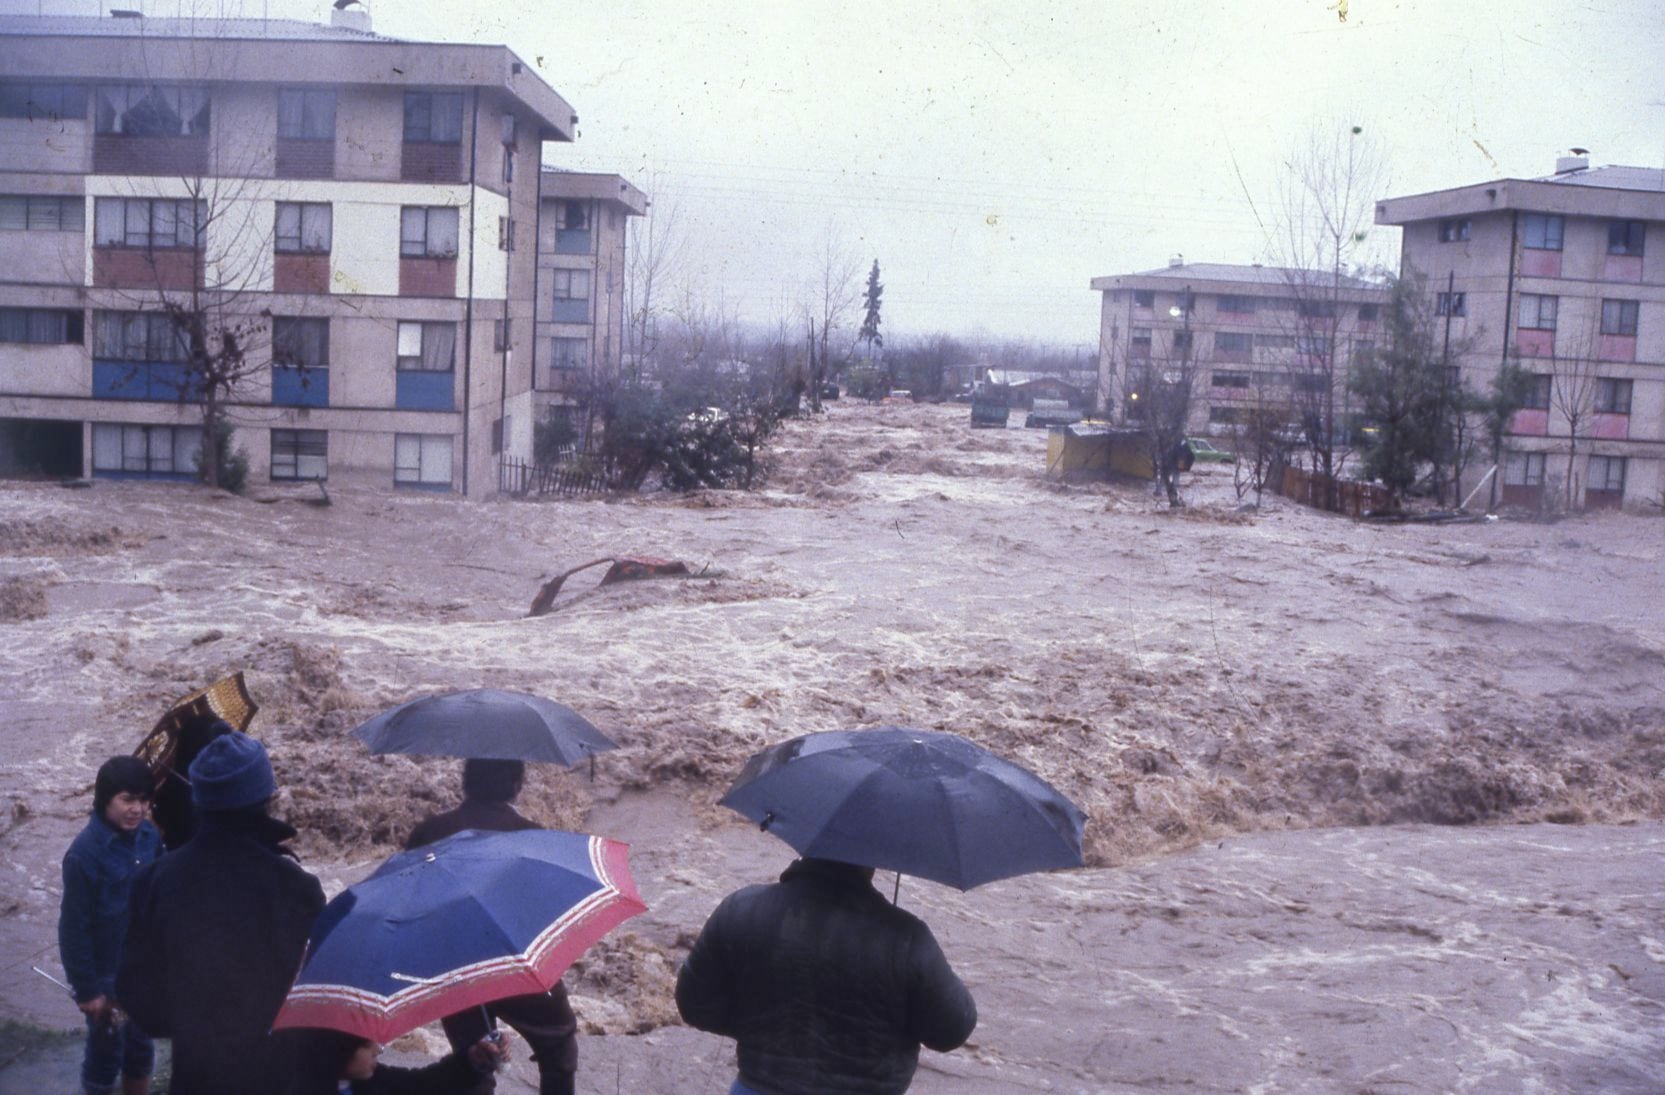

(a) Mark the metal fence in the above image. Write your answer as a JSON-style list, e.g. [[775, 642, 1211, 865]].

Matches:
[[498, 457, 613, 499], [1275, 465, 1392, 517]]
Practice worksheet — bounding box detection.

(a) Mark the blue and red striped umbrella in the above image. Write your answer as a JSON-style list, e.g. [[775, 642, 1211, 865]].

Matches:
[[274, 828, 645, 1044]]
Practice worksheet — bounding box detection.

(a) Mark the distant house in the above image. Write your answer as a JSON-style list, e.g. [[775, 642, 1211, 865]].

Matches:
[[979, 369, 1087, 408]]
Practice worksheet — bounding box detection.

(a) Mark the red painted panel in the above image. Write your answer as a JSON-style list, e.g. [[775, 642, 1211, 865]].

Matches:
[[274, 253, 330, 295], [92, 135, 208, 176], [1602, 254, 1643, 283], [275, 139, 335, 180], [400, 142, 462, 184], [1585, 488, 1624, 511], [1599, 334, 1636, 362], [1591, 413, 1629, 440], [1508, 409, 1549, 436], [93, 247, 200, 291], [1515, 329, 1555, 358], [1520, 249, 1561, 278], [399, 256, 457, 298], [1500, 484, 1544, 509]]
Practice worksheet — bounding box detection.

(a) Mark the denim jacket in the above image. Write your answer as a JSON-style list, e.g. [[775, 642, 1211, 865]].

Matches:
[[58, 812, 162, 1002]]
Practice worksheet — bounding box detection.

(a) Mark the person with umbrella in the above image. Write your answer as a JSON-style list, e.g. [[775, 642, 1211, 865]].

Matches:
[[676, 856, 978, 1095], [117, 732, 325, 1095]]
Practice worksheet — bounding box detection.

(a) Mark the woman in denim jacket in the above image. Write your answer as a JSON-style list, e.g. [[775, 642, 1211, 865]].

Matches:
[[59, 755, 163, 1095]]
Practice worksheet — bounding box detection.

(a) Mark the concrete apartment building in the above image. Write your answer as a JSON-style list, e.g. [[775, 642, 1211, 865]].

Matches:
[[1377, 155, 1665, 511], [0, 11, 639, 496], [1091, 261, 1387, 434], [535, 169, 646, 439]]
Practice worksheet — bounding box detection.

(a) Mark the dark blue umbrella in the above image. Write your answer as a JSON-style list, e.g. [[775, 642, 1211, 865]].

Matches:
[[352, 688, 616, 765], [273, 828, 645, 1043], [719, 727, 1087, 891]]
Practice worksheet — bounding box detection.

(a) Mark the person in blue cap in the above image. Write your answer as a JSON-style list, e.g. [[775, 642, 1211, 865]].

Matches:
[[117, 731, 325, 1095], [59, 754, 162, 1095]]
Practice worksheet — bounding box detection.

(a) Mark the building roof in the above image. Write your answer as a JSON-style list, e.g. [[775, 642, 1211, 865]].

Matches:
[[1376, 163, 1665, 225], [1090, 262, 1381, 293], [541, 170, 649, 215], [0, 13, 578, 141], [0, 13, 384, 41]]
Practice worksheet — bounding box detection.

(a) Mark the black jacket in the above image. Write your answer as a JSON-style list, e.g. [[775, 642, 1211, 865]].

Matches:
[[117, 810, 326, 1095], [675, 858, 977, 1095]]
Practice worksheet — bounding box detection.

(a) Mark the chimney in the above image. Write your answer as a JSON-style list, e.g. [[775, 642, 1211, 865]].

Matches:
[[1168, 253, 1184, 268], [331, 0, 371, 33], [1555, 148, 1589, 175]]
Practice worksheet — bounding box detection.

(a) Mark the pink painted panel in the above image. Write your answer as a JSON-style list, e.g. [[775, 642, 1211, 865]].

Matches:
[[1599, 334, 1636, 362], [1509, 409, 1549, 435], [1602, 254, 1643, 283], [1591, 413, 1629, 440], [1515, 329, 1555, 358], [1521, 250, 1561, 277]]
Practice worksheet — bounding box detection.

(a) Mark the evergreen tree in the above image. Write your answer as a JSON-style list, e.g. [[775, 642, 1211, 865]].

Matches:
[[1348, 273, 1447, 508], [858, 260, 883, 364]]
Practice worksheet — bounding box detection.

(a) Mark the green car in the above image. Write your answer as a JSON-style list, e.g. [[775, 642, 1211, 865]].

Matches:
[[1184, 438, 1236, 463]]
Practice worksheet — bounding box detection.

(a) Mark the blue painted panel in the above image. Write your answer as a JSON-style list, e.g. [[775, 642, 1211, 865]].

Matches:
[[551, 299, 589, 324], [394, 479, 452, 493], [273, 365, 328, 407], [92, 360, 201, 402], [396, 370, 455, 411], [554, 229, 592, 255]]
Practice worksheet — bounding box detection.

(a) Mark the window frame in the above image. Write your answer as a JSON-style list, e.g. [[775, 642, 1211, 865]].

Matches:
[[1587, 455, 1626, 493], [91, 423, 201, 475], [395, 321, 457, 372], [1217, 295, 1255, 315], [1438, 218, 1471, 242], [550, 336, 590, 371], [276, 88, 336, 141], [399, 206, 460, 258], [1607, 220, 1645, 257], [1435, 291, 1467, 318], [393, 433, 453, 487], [94, 84, 211, 138], [0, 82, 88, 122], [92, 310, 185, 363], [0, 307, 83, 345], [1210, 369, 1250, 389], [274, 202, 333, 255], [402, 92, 464, 144], [1600, 299, 1639, 337], [1521, 373, 1551, 410], [1132, 290, 1154, 309], [0, 195, 85, 232], [1593, 378, 1633, 415], [271, 316, 330, 370], [550, 268, 591, 302], [1503, 450, 1546, 487], [1522, 213, 1564, 251], [1517, 293, 1557, 330], [270, 428, 328, 481], [94, 197, 205, 251]]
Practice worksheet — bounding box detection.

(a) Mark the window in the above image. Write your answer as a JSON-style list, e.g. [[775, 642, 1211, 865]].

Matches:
[[91, 423, 200, 475], [94, 85, 210, 137], [1211, 370, 1250, 389], [497, 216, 516, 252], [0, 82, 87, 121], [1594, 378, 1632, 414], [1297, 300, 1336, 319], [1521, 373, 1551, 410], [274, 202, 332, 253], [493, 318, 511, 352], [1129, 328, 1152, 357], [1600, 299, 1639, 336], [551, 337, 589, 370], [1607, 220, 1645, 257], [1522, 213, 1563, 250], [1435, 292, 1467, 317], [1218, 295, 1255, 314], [1357, 303, 1380, 322], [1587, 455, 1626, 493], [1438, 218, 1470, 242], [93, 311, 184, 362], [277, 89, 335, 140], [1293, 372, 1327, 393], [396, 322, 456, 371], [502, 146, 514, 185], [400, 206, 459, 257], [0, 195, 84, 232], [1214, 332, 1252, 357], [1295, 334, 1326, 356], [551, 268, 590, 303], [272, 317, 329, 369], [1171, 331, 1193, 353], [402, 92, 463, 143], [0, 308, 82, 344], [1517, 293, 1557, 330], [1208, 406, 1241, 424], [1256, 334, 1294, 352], [557, 200, 589, 231], [394, 433, 453, 487], [1132, 290, 1154, 309], [271, 429, 327, 481], [93, 198, 204, 250], [1503, 451, 1545, 487]]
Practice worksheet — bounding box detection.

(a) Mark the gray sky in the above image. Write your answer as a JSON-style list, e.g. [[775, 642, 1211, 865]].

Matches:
[[14, 0, 1664, 344]]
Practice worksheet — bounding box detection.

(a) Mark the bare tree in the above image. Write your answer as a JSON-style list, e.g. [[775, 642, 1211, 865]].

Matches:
[[1229, 375, 1298, 507], [1127, 296, 1198, 507], [1547, 318, 1605, 510], [1267, 121, 1391, 504], [623, 176, 685, 383], [803, 228, 861, 412]]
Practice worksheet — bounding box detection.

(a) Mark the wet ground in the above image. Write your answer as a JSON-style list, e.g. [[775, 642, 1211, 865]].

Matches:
[[1, 402, 1662, 1091]]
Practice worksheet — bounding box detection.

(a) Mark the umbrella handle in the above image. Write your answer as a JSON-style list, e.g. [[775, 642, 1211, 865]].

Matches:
[[892, 871, 901, 905]]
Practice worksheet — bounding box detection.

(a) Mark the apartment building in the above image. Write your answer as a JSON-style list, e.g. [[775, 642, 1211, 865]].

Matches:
[[0, 11, 592, 496], [533, 170, 646, 439], [1376, 155, 1664, 511], [1091, 260, 1387, 435]]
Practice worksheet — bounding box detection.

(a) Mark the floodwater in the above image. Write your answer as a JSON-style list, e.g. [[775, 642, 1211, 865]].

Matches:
[[1, 402, 1661, 1091]]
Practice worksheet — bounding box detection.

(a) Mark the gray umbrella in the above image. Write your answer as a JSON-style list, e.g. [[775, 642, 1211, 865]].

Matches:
[[352, 688, 616, 766]]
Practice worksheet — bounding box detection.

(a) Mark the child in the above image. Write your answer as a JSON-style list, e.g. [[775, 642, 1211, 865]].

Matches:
[[59, 754, 163, 1095], [291, 1028, 510, 1094]]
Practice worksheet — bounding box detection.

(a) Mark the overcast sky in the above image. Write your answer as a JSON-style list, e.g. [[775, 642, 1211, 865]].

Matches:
[[12, 0, 1663, 345]]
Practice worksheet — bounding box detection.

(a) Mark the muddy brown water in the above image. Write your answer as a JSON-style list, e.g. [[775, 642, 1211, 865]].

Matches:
[[1, 403, 1661, 1091]]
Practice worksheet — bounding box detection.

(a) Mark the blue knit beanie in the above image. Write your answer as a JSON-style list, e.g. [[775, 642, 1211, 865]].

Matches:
[[188, 731, 276, 810]]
